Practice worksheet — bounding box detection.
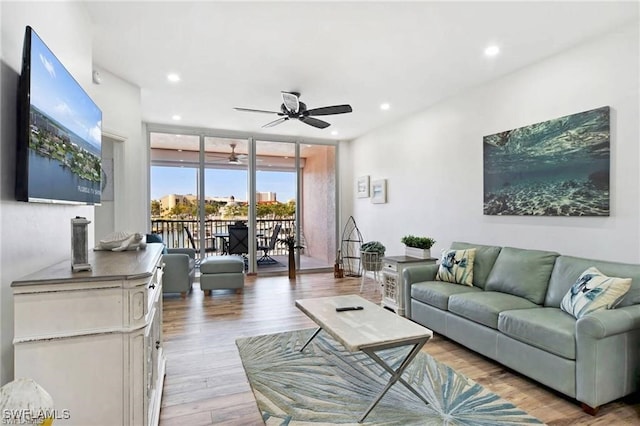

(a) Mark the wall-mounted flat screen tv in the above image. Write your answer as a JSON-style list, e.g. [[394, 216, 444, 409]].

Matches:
[[16, 26, 102, 205]]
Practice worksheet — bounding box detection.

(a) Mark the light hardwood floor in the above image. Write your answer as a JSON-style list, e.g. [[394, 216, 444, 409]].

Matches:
[[159, 273, 639, 425]]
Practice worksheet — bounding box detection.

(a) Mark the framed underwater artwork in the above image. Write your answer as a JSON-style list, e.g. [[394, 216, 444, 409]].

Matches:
[[483, 106, 610, 216]]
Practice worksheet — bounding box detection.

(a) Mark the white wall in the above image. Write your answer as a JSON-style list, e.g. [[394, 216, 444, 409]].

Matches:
[[338, 139, 354, 238], [0, 2, 95, 384], [91, 66, 146, 238], [348, 23, 640, 263]]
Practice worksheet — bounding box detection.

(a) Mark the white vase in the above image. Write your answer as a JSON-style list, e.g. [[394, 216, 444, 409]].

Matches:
[[405, 246, 431, 259]]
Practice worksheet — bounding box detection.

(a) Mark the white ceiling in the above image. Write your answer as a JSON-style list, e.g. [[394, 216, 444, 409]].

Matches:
[[87, 1, 638, 142]]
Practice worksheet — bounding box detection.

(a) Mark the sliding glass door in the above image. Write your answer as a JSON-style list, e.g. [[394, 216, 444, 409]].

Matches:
[[149, 132, 201, 254], [203, 137, 249, 261], [254, 140, 297, 272], [149, 128, 337, 275]]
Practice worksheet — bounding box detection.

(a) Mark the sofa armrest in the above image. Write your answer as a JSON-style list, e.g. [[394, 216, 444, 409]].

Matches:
[[575, 304, 640, 408], [402, 264, 439, 318], [577, 304, 640, 338], [167, 247, 196, 259], [403, 264, 439, 284]]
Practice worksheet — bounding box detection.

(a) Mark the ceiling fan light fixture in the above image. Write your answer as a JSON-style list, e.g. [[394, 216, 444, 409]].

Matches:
[[281, 91, 300, 113]]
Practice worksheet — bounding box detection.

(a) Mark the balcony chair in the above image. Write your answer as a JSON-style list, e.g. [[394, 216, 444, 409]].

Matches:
[[146, 234, 195, 298], [228, 225, 249, 254], [228, 225, 249, 269], [257, 223, 282, 265], [183, 226, 217, 257]]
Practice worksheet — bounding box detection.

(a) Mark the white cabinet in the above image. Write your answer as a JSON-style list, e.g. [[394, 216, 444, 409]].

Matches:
[[12, 244, 166, 426], [381, 255, 437, 317]]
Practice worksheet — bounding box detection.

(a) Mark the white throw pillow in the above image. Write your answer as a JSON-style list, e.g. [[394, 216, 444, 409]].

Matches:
[[560, 267, 632, 319], [435, 248, 476, 286]]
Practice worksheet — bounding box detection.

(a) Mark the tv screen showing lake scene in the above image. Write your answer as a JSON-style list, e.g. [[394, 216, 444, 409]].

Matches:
[[483, 106, 610, 216], [27, 29, 102, 204]]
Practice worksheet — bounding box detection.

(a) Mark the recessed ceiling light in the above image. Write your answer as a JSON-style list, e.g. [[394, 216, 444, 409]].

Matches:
[[380, 103, 390, 111], [484, 45, 500, 57], [172, 115, 181, 120], [331, 130, 338, 136], [177, 149, 183, 152], [167, 73, 180, 82]]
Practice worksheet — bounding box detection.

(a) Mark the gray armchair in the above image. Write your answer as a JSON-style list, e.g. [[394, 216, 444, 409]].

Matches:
[[146, 234, 196, 297], [163, 248, 196, 297]]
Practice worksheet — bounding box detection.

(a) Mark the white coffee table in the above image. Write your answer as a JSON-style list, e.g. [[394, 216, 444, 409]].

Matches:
[[295, 294, 433, 422]]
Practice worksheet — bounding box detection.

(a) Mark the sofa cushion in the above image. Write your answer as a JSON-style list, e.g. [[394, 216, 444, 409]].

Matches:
[[546, 255, 640, 308], [560, 267, 632, 319], [450, 242, 501, 289], [485, 247, 559, 304], [448, 292, 538, 329], [411, 281, 482, 310], [498, 307, 576, 360], [435, 248, 475, 286]]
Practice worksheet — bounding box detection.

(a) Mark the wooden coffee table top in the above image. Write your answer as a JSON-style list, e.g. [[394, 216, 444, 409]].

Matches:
[[295, 294, 432, 352]]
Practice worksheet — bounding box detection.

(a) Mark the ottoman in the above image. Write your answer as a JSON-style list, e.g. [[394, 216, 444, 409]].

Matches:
[[200, 256, 245, 294]]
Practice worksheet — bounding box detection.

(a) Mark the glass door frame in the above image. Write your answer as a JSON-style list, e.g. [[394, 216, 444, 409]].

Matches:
[[147, 123, 340, 274]]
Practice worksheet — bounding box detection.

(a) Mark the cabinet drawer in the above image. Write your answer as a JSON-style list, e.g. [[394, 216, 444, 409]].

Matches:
[[14, 285, 124, 340], [383, 262, 397, 272], [146, 262, 163, 315], [129, 265, 161, 328]]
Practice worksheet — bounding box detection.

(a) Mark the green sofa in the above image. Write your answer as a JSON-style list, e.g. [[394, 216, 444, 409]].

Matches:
[[403, 242, 640, 414]]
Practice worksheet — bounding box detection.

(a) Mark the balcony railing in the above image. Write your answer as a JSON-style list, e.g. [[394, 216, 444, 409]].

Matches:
[[150, 218, 295, 259]]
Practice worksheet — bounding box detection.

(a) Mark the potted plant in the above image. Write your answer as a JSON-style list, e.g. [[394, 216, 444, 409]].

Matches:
[[401, 235, 436, 259], [360, 241, 386, 272]]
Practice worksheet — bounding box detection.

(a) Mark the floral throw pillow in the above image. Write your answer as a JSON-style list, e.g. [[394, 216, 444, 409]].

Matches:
[[435, 248, 476, 286], [560, 267, 632, 319]]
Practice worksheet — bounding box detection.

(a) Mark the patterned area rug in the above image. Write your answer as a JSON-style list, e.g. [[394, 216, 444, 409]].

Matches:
[[236, 329, 543, 425]]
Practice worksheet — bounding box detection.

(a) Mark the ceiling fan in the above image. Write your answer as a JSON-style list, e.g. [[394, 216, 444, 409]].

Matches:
[[206, 143, 247, 164], [234, 91, 352, 129]]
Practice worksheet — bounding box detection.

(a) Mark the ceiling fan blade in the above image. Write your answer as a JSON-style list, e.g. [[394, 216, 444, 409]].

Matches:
[[262, 117, 289, 128], [205, 154, 228, 162], [234, 107, 282, 115], [299, 116, 330, 129], [281, 92, 300, 113], [306, 104, 353, 116]]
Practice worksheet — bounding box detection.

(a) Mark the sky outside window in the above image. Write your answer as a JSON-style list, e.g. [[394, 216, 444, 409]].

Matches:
[[151, 166, 295, 202], [30, 29, 101, 151]]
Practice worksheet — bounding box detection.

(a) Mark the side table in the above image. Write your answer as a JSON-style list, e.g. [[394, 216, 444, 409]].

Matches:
[[381, 255, 437, 316]]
